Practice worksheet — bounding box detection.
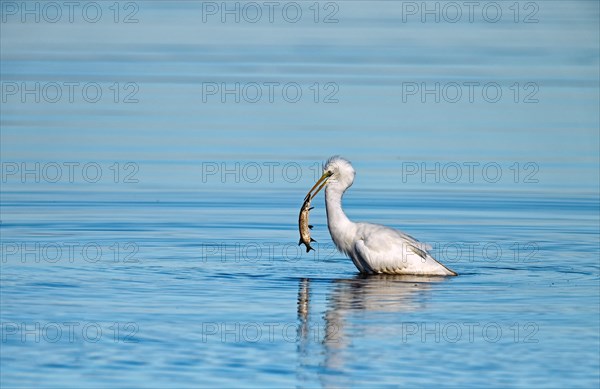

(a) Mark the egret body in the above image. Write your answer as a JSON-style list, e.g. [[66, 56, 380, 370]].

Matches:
[[305, 156, 457, 276]]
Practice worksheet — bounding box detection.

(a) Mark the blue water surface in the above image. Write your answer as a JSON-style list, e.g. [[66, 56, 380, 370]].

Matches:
[[1, 1, 599, 388]]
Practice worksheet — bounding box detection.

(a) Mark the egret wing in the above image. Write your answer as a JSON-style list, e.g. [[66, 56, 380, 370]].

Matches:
[[355, 235, 411, 274], [353, 239, 376, 274], [395, 230, 432, 251]]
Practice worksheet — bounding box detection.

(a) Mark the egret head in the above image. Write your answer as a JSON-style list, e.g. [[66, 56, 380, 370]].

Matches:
[[323, 156, 355, 188], [305, 156, 355, 201]]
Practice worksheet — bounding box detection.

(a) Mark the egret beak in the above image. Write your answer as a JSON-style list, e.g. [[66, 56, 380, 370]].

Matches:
[[304, 171, 333, 201]]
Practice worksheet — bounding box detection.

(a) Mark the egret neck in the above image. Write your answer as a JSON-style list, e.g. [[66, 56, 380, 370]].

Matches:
[[325, 183, 355, 253]]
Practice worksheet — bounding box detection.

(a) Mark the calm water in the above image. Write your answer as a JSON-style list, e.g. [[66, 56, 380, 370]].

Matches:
[[1, 1, 599, 388]]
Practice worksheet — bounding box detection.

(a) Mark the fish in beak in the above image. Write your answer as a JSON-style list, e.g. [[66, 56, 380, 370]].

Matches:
[[298, 197, 315, 252], [298, 171, 333, 253]]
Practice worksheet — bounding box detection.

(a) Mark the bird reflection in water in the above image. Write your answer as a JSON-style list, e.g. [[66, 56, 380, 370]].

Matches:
[[296, 274, 451, 386], [295, 278, 311, 384]]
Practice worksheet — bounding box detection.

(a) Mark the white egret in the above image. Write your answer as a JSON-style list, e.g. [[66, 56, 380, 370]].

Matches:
[[305, 156, 457, 276]]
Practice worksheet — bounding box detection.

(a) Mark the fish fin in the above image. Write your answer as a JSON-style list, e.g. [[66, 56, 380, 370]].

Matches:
[[307, 245, 314, 253], [310, 238, 317, 242], [308, 207, 314, 211], [308, 225, 313, 229], [298, 239, 302, 246]]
